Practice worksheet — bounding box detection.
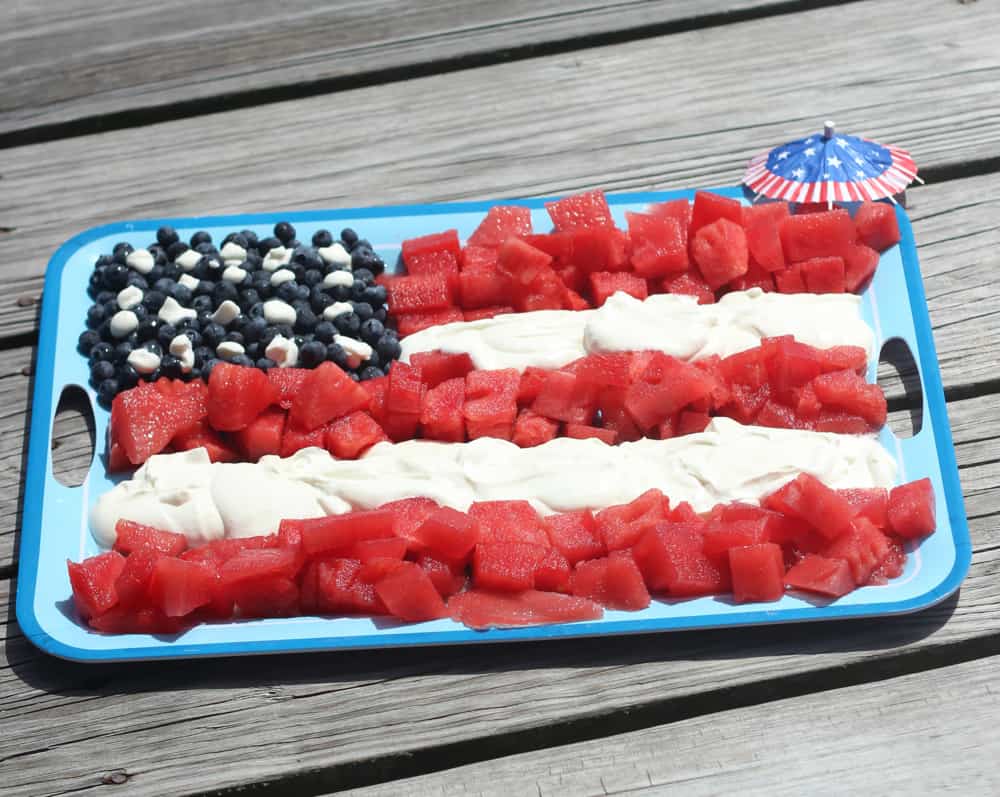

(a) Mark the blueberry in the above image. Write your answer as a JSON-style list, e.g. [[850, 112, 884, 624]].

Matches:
[[340, 228, 359, 248], [274, 221, 296, 244], [88, 272, 104, 296], [348, 372, 361, 382], [310, 229, 332, 248], [353, 268, 375, 285], [242, 317, 268, 344], [257, 236, 281, 256], [353, 301, 374, 322], [103, 264, 130, 290], [276, 281, 300, 303], [152, 277, 173, 294], [89, 342, 114, 363], [231, 354, 254, 368], [241, 229, 259, 249], [350, 281, 368, 301], [78, 329, 101, 355], [213, 281, 239, 305], [159, 354, 184, 379], [166, 240, 189, 260], [298, 340, 326, 368], [114, 341, 134, 363], [90, 360, 116, 384], [147, 265, 165, 283], [275, 323, 295, 339], [176, 317, 200, 333], [195, 242, 217, 255], [295, 307, 318, 334], [363, 350, 381, 368], [86, 304, 106, 329], [310, 287, 334, 313], [294, 284, 310, 303], [195, 279, 215, 297], [360, 318, 384, 344], [293, 248, 323, 270], [303, 269, 323, 287], [259, 327, 280, 348], [162, 264, 182, 282], [117, 364, 139, 390], [113, 241, 134, 256], [376, 334, 401, 362], [181, 328, 203, 348], [170, 284, 193, 305], [95, 254, 114, 267], [112, 249, 129, 266], [247, 302, 265, 320], [254, 357, 274, 370], [244, 250, 263, 268], [126, 272, 149, 290], [137, 316, 163, 341], [312, 321, 335, 344], [190, 230, 212, 248], [202, 358, 222, 378], [245, 342, 262, 360], [143, 340, 163, 358], [333, 312, 361, 336], [359, 366, 382, 381], [364, 285, 387, 306], [224, 331, 245, 345], [157, 324, 177, 347], [223, 232, 249, 249], [326, 342, 349, 368], [156, 226, 179, 247], [374, 307, 388, 323], [331, 284, 352, 302], [192, 295, 213, 313], [238, 288, 262, 311], [96, 379, 119, 406]]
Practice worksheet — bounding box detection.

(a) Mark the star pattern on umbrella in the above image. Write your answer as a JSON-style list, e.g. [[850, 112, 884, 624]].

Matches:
[[791, 167, 805, 180], [827, 155, 842, 168], [777, 151, 790, 160], [804, 147, 815, 157]]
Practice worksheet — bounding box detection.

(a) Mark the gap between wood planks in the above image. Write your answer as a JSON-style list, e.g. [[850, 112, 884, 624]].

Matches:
[[0, 0, 863, 150]]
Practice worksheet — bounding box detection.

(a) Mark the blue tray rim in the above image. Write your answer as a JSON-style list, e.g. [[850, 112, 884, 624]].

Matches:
[[15, 187, 972, 662]]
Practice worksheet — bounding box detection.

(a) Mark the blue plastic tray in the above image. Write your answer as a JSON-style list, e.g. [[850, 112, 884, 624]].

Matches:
[[16, 186, 971, 661]]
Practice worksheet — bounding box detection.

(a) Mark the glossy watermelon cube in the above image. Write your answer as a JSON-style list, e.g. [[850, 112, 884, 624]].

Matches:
[[113, 520, 188, 557], [522, 232, 575, 264], [458, 265, 514, 309], [396, 308, 465, 337], [497, 237, 554, 283], [762, 336, 826, 399], [382, 497, 440, 546], [632, 522, 726, 596], [729, 259, 776, 292], [385, 273, 454, 314], [324, 411, 388, 458], [843, 243, 880, 293], [362, 376, 389, 425], [67, 551, 127, 620], [661, 271, 716, 304], [595, 488, 669, 552], [531, 369, 596, 424], [148, 557, 217, 617], [626, 212, 688, 277], [348, 538, 408, 563], [779, 209, 855, 261], [567, 228, 630, 273], [544, 509, 605, 565], [545, 189, 615, 231], [534, 548, 572, 593], [689, 191, 743, 236], [624, 353, 716, 431], [375, 562, 448, 621], [218, 547, 302, 589], [728, 543, 785, 603], [822, 517, 892, 585], [314, 558, 375, 615], [385, 360, 425, 440], [691, 218, 749, 290], [411, 506, 481, 560], [289, 361, 370, 431], [567, 352, 632, 391], [888, 477, 936, 538], [742, 202, 789, 272], [648, 198, 692, 234], [811, 369, 886, 427], [88, 606, 185, 634], [773, 263, 807, 294], [112, 380, 208, 464], [473, 542, 548, 591], [514, 269, 569, 312], [205, 363, 277, 432], [401, 229, 461, 264], [570, 551, 650, 610], [294, 509, 397, 557], [469, 500, 549, 547], [420, 377, 467, 442], [234, 407, 286, 460], [783, 472, 858, 540], [784, 554, 855, 598], [838, 488, 890, 529], [268, 368, 310, 410], [464, 368, 520, 440], [464, 305, 515, 321], [447, 589, 603, 629], [701, 519, 769, 566], [418, 553, 467, 598], [800, 256, 846, 293], [279, 421, 327, 457], [589, 271, 648, 306], [405, 249, 459, 278], [511, 409, 559, 448], [113, 547, 167, 610], [467, 205, 534, 248], [461, 245, 499, 271], [409, 350, 475, 389], [565, 423, 616, 444], [854, 202, 901, 251]]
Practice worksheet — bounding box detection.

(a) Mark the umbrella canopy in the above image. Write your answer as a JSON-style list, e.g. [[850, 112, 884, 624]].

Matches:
[[743, 122, 919, 205]]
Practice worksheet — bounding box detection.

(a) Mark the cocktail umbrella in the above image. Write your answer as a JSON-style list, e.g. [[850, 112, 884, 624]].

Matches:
[[743, 122, 920, 205]]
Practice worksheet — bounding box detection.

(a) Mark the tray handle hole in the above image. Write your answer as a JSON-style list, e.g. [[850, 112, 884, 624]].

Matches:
[[878, 337, 923, 439], [51, 385, 95, 487]]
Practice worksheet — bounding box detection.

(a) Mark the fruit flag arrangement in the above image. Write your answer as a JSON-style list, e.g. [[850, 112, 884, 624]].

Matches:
[[67, 186, 922, 634]]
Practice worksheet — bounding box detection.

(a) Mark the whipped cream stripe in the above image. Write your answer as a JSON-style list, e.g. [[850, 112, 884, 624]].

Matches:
[[400, 289, 876, 373], [91, 418, 897, 546]]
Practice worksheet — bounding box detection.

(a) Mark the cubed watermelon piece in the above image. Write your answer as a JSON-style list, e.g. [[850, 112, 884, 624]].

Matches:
[[701, 519, 769, 565], [728, 543, 785, 603], [206, 363, 277, 432], [729, 259, 776, 292], [294, 509, 397, 557], [545, 189, 615, 231], [632, 522, 726, 596], [409, 351, 475, 389], [67, 551, 127, 619], [624, 353, 716, 432], [821, 345, 869, 374], [464, 305, 515, 322], [385, 273, 454, 314], [395, 309, 465, 337], [773, 263, 807, 294], [325, 411, 388, 458], [888, 477, 936, 539], [822, 517, 891, 585], [112, 380, 208, 464], [522, 232, 575, 264], [418, 553, 467, 598], [88, 606, 185, 634], [867, 537, 906, 586], [648, 198, 692, 234], [314, 558, 376, 615], [689, 191, 743, 236], [461, 245, 499, 271], [800, 256, 846, 293], [675, 409, 711, 435], [589, 271, 648, 306], [784, 554, 855, 598], [148, 557, 217, 617], [691, 218, 749, 290], [473, 542, 548, 591], [382, 497, 440, 546], [533, 548, 571, 592], [448, 589, 603, 629], [754, 400, 811, 430], [565, 424, 616, 444], [233, 407, 286, 461], [218, 547, 302, 591], [411, 506, 481, 560], [567, 352, 632, 391], [742, 202, 789, 272], [544, 509, 604, 565], [531, 369, 596, 424], [467, 205, 534, 248], [854, 202, 901, 251], [405, 250, 459, 278], [420, 377, 466, 442], [362, 376, 389, 425], [838, 488, 890, 529], [289, 361, 370, 431], [464, 368, 520, 440], [568, 227, 631, 273], [375, 561, 448, 622], [348, 538, 408, 563], [626, 212, 688, 278], [113, 547, 167, 610], [811, 369, 886, 427], [516, 367, 549, 404], [595, 488, 669, 552], [385, 360, 425, 441], [280, 422, 327, 457], [763, 336, 827, 399], [468, 500, 549, 547], [514, 269, 569, 311], [113, 520, 188, 557], [267, 368, 310, 410], [779, 209, 855, 261], [497, 237, 554, 283], [401, 229, 461, 264], [785, 472, 858, 540], [511, 409, 560, 448], [458, 266, 514, 309], [661, 272, 716, 304], [570, 551, 650, 610], [844, 243, 880, 293]]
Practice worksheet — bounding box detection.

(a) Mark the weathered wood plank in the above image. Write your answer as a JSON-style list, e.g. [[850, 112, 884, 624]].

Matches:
[[1, 0, 999, 340], [1, 390, 996, 796], [1, 0, 795, 138], [343, 654, 1000, 797]]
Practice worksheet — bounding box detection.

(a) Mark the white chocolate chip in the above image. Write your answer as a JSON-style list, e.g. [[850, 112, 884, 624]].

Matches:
[[210, 299, 242, 327], [116, 285, 143, 311], [263, 299, 297, 326], [174, 249, 202, 272], [178, 274, 200, 290], [334, 335, 372, 369], [216, 341, 246, 360], [125, 248, 155, 274], [158, 296, 197, 325], [323, 270, 354, 288], [169, 334, 196, 373], [261, 246, 292, 272], [219, 241, 248, 264], [265, 334, 299, 368], [222, 265, 247, 284], [127, 348, 161, 374], [318, 243, 351, 268], [205, 257, 222, 270], [270, 268, 296, 286], [109, 310, 139, 338], [322, 301, 354, 321]]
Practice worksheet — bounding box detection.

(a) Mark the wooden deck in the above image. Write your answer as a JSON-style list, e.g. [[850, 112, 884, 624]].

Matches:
[[2, 1, 999, 794]]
